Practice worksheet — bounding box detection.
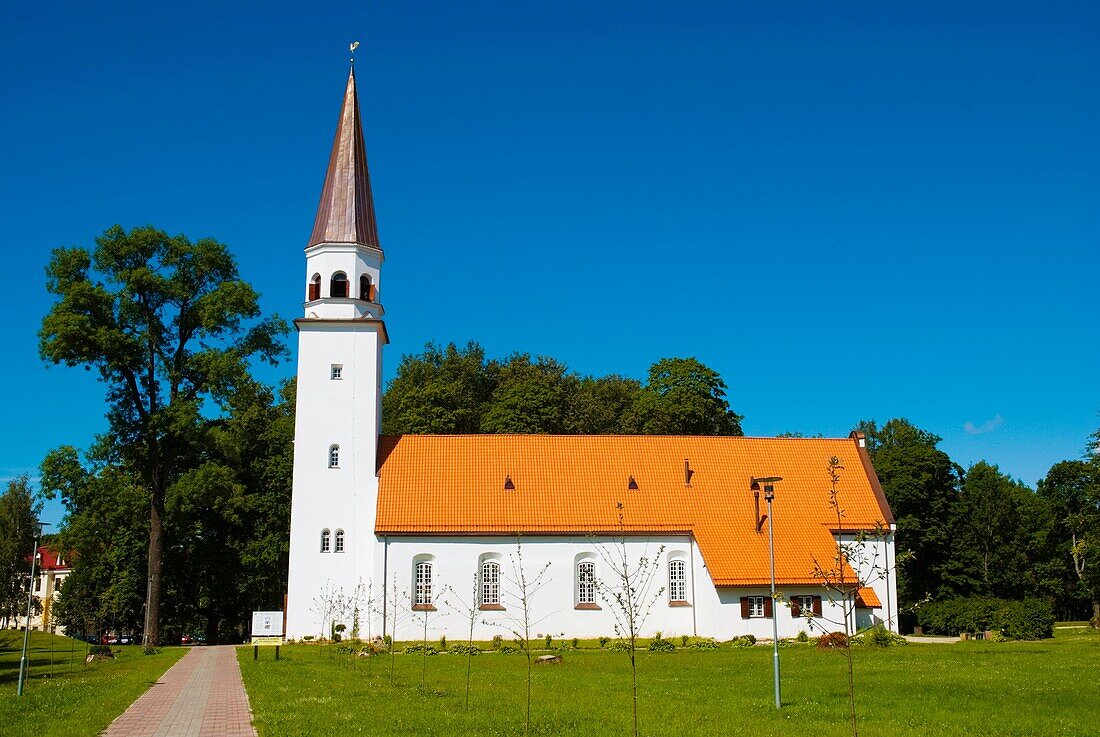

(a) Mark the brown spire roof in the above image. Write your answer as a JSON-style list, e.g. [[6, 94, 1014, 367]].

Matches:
[[308, 67, 381, 249]]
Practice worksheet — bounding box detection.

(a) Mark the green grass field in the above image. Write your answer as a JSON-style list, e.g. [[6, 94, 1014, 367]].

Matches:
[[0, 630, 184, 737], [239, 628, 1100, 737]]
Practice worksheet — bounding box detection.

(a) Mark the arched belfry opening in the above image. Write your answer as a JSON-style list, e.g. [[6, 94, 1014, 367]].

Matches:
[[360, 274, 374, 302], [308, 274, 321, 301], [330, 272, 348, 298]]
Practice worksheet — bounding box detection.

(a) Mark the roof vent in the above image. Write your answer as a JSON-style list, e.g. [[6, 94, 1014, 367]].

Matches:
[[504, 475, 515, 491], [684, 459, 694, 487], [628, 475, 639, 490]]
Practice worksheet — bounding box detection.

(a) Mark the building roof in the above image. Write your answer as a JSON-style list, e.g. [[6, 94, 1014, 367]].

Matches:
[[856, 587, 883, 608], [307, 66, 381, 250], [375, 432, 893, 586], [33, 546, 71, 571]]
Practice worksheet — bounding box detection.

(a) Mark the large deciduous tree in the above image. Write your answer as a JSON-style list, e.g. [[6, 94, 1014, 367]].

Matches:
[[624, 357, 743, 435], [0, 476, 41, 626], [39, 225, 286, 645], [1038, 459, 1100, 623], [855, 418, 963, 607]]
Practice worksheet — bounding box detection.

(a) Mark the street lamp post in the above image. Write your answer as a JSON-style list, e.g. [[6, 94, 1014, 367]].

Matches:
[[752, 475, 783, 710], [18, 520, 46, 697]]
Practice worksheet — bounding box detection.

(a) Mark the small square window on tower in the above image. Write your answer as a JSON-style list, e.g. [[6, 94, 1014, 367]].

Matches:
[[330, 364, 343, 380]]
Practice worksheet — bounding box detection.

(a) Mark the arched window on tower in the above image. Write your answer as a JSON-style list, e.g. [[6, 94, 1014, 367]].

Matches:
[[330, 272, 348, 298], [328, 445, 340, 468], [359, 274, 374, 301], [334, 529, 345, 553], [308, 274, 321, 301], [320, 529, 331, 553]]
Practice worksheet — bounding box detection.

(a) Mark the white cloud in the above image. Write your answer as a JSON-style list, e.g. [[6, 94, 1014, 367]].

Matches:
[[964, 414, 1004, 435]]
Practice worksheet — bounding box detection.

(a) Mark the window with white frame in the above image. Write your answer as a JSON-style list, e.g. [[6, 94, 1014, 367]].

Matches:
[[320, 529, 331, 553], [668, 558, 687, 602], [577, 560, 596, 605], [328, 445, 340, 468], [796, 595, 814, 616], [748, 595, 766, 618], [334, 529, 345, 553], [331, 364, 343, 380], [480, 560, 501, 606], [415, 561, 433, 605]]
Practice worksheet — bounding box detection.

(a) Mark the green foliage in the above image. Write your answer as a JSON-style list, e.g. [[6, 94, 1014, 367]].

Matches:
[[497, 643, 521, 654], [439, 635, 447, 651], [382, 343, 742, 436], [609, 639, 633, 652], [1038, 459, 1100, 619], [544, 633, 553, 649], [917, 596, 1054, 640], [685, 637, 720, 651], [449, 643, 480, 656], [623, 357, 743, 435], [142, 646, 161, 656], [571, 637, 579, 649], [404, 643, 439, 655], [647, 633, 675, 652], [598, 636, 610, 648], [731, 635, 756, 648], [87, 644, 114, 657], [857, 625, 907, 648], [0, 476, 42, 623], [491, 634, 503, 650], [796, 630, 809, 642]]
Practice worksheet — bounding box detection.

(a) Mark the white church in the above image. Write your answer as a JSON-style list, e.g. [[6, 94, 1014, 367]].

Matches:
[[285, 65, 899, 643]]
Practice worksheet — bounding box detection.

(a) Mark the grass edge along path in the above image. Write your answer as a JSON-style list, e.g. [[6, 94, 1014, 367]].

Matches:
[[238, 628, 1100, 737], [0, 630, 185, 737]]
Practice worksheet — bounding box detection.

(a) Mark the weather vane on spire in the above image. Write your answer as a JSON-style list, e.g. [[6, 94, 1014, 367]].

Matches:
[[350, 41, 360, 66]]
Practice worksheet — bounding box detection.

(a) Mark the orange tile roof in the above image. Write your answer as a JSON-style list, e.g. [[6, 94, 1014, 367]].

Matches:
[[375, 433, 893, 587], [856, 587, 883, 608]]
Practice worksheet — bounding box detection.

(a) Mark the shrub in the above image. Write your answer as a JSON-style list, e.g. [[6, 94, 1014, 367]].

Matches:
[[404, 643, 438, 655], [88, 644, 112, 657], [731, 634, 756, 648], [450, 643, 480, 656], [571, 637, 579, 649], [302, 635, 315, 642], [817, 631, 848, 649], [142, 646, 160, 656], [382, 634, 392, 650], [917, 597, 1054, 640], [796, 630, 809, 643], [359, 641, 384, 656], [544, 634, 552, 649], [686, 637, 719, 651], [497, 643, 520, 654], [610, 639, 633, 652], [439, 635, 447, 651], [491, 634, 503, 650], [647, 633, 675, 652], [858, 625, 907, 647], [598, 636, 610, 648], [680, 634, 689, 646]]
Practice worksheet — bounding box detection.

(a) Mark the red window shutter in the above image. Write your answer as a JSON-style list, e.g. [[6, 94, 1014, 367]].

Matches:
[[812, 596, 823, 616], [764, 597, 773, 618], [790, 598, 801, 617], [740, 597, 750, 619]]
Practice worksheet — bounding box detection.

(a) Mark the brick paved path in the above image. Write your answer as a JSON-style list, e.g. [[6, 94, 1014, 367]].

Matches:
[[102, 645, 257, 737]]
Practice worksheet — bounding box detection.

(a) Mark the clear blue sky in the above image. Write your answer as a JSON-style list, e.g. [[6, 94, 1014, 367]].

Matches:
[[3, 2, 1098, 526]]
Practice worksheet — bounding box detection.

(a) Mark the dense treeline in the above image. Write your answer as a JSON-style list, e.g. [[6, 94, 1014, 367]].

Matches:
[[857, 419, 1100, 625], [1, 225, 1094, 644], [382, 342, 744, 436]]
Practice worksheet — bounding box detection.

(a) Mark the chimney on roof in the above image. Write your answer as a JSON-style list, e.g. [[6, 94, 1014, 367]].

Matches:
[[684, 459, 694, 487], [628, 475, 639, 490], [850, 430, 868, 448], [504, 475, 515, 491]]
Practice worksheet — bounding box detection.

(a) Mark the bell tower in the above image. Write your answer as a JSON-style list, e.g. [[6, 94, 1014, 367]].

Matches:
[[285, 60, 387, 639]]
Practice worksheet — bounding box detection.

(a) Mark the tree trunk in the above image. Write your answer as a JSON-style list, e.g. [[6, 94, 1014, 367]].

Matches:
[[143, 485, 165, 648], [1092, 599, 1099, 627]]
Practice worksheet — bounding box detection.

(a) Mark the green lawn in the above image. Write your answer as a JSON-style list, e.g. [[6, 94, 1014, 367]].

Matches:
[[0, 630, 184, 737], [239, 628, 1100, 737]]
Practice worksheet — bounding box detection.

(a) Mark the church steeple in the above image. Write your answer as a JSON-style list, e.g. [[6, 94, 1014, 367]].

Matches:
[[308, 66, 380, 250]]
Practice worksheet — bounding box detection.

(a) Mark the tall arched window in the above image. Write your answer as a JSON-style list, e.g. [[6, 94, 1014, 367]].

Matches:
[[328, 445, 340, 468], [480, 560, 501, 606], [577, 561, 596, 605], [320, 529, 331, 553], [359, 274, 373, 301], [415, 561, 433, 605], [334, 529, 345, 553], [669, 559, 687, 603], [308, 274, 321, 301], [330, 272, 348, 298]]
